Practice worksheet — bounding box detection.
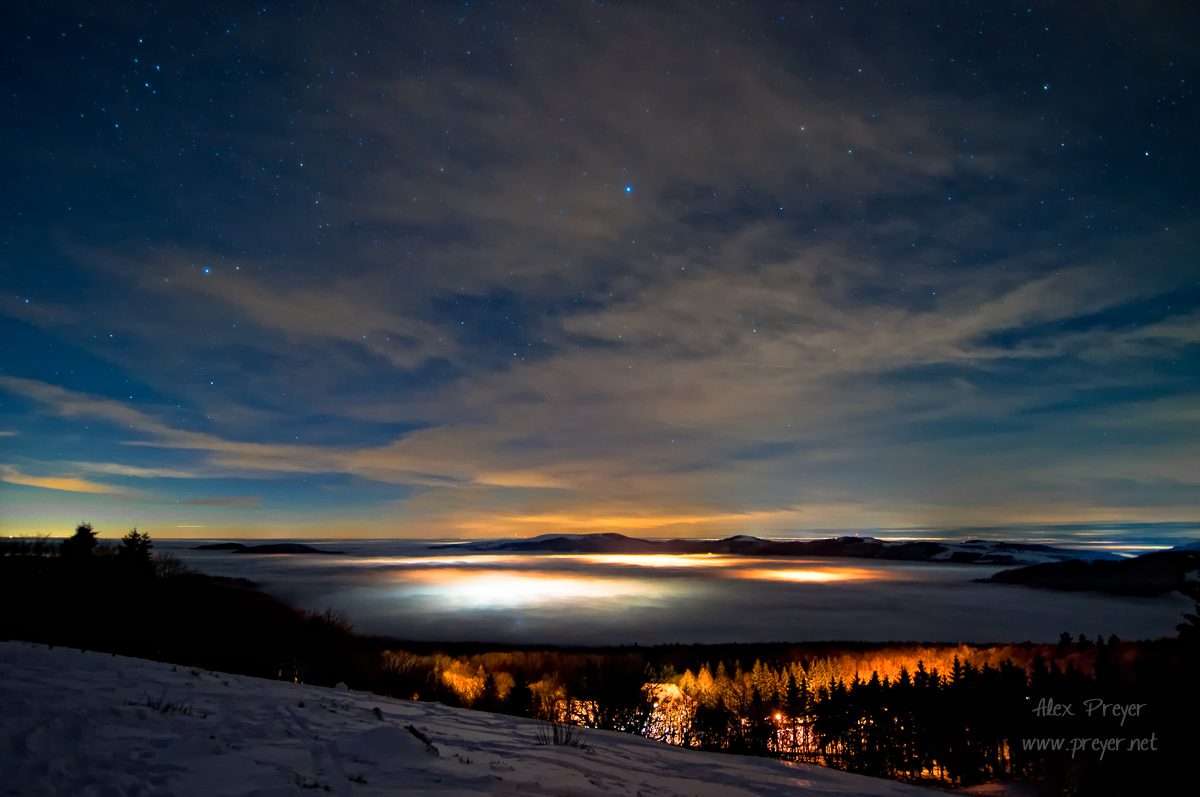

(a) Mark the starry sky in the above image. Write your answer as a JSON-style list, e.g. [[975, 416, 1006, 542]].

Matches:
[[2, 2, 1197, 546]]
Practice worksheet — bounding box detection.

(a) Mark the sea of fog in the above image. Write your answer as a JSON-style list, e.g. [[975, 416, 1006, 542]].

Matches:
[[160, 539, 1192, 647]]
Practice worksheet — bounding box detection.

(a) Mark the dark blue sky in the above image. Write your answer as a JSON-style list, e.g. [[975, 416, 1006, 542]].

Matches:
[[2, 1, 1197, 547]]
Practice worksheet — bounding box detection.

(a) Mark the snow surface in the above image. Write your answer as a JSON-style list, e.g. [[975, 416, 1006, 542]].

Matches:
[[0, 641, 945, 796]]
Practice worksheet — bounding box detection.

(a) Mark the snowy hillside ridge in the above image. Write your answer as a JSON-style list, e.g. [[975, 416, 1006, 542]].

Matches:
[[0, 641, 944, 796]]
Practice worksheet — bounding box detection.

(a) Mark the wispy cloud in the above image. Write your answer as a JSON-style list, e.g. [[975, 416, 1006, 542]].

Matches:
[[0, 465, 125, 494], [70, 461, 206, 479], [177, 496, 260, 507]]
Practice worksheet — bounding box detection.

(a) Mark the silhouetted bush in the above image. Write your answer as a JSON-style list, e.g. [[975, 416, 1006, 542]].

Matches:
[[304, 607, 354, 634], [153, 552, 192, 579], [535, 717, 591, 749]]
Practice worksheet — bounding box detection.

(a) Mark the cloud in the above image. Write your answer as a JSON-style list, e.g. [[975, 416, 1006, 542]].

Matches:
[[318, 14, 1018, 300], [71, 462, 206, 479], [177, 496, 260, 507], [0, 375, 575, 491], [0, 465, 125, 494], [146, 265, 459, 371], [0, 376, 180, 437]]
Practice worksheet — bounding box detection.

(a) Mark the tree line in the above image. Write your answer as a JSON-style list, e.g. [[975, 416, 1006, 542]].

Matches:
[[372, 604, 1197, 794]]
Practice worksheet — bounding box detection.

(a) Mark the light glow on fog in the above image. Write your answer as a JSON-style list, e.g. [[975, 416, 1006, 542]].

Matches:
[[394, 568, 665, 608], [732, 567, 878, 582], [330, 555, 533, 568]]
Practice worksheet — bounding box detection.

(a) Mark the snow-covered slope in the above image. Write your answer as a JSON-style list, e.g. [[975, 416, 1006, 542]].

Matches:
[[0, 640, 943, 796]]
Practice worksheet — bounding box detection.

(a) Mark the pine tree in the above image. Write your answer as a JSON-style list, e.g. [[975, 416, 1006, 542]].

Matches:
[[507, 670, 534, 717], [914, 660, 930, 689], [1177, 580, 1200, 654], [779, 670, 801, 757], [60, 522, 98, 561], [117, 527, 154, 577], [478, 672, 500, 713]]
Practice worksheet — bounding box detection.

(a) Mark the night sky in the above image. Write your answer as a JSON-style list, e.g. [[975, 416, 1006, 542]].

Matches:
[[2, 2, 1197, 546]]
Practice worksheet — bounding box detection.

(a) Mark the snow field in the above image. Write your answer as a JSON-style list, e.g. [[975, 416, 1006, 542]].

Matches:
[[0, 641, 943, 796]]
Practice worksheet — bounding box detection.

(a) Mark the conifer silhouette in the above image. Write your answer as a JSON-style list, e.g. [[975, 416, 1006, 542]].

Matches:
[[60, 522, 98, 561], [117, 528, 154, 577], [1178, 580, 1200, 653]]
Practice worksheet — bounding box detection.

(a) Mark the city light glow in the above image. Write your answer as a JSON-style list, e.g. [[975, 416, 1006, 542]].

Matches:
[[391, 568, 664, 608], [731, 567, 878, 582]]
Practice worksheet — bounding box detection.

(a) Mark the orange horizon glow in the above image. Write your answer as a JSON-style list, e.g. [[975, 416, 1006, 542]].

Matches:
[[558, 553, 747, 568]]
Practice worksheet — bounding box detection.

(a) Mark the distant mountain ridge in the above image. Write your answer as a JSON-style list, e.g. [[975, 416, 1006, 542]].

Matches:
[[433, 532, 1121, 566], [193, 542, 344, 555]]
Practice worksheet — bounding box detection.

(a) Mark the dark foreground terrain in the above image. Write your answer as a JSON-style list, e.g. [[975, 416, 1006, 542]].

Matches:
[[0, 553, 373, 684], [983, 550, 1200, 596]]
